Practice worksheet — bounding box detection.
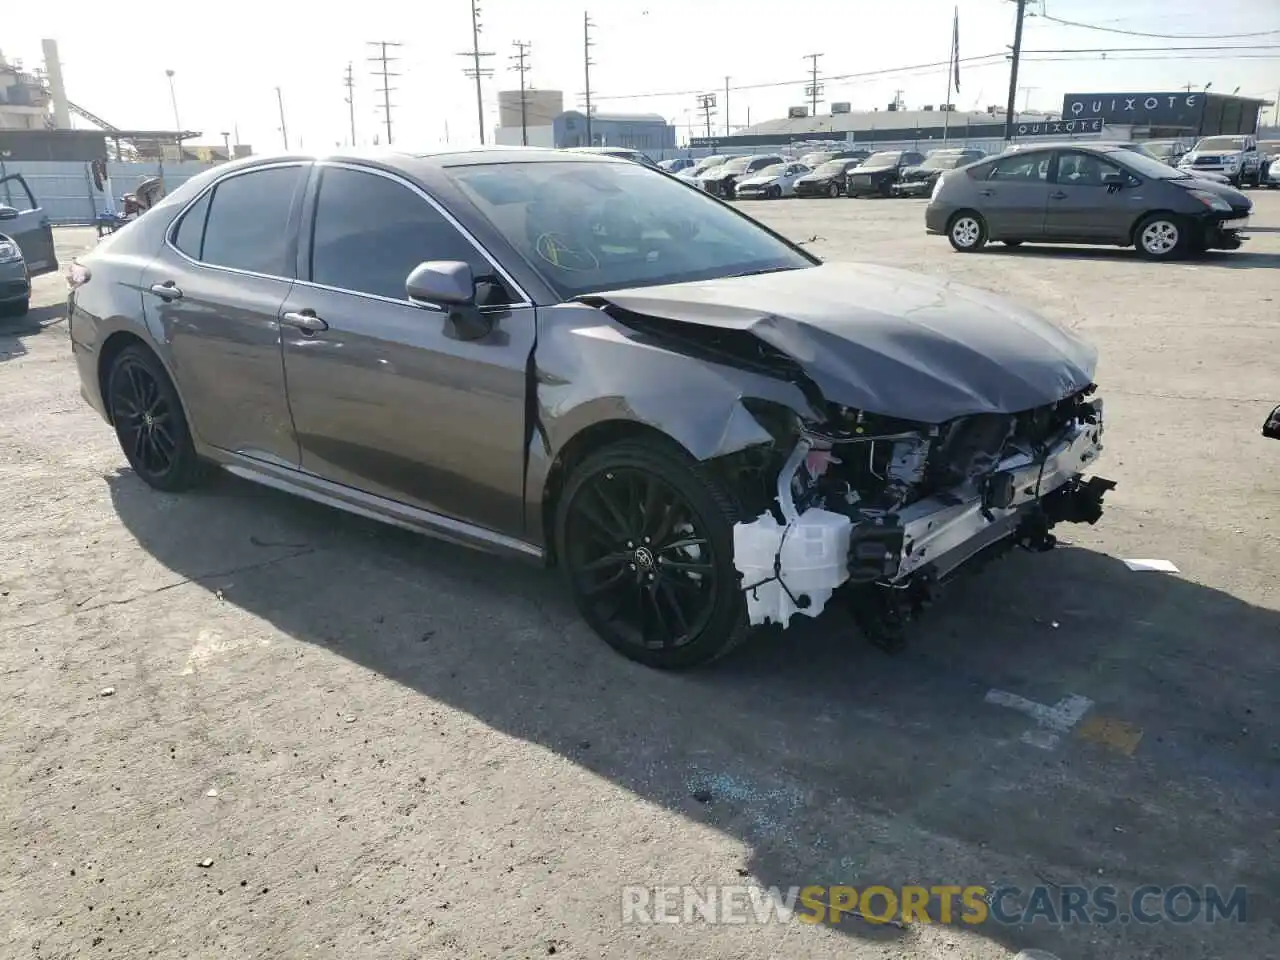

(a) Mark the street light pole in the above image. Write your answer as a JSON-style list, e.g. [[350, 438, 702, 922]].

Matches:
[[165, 69, 183, 160]]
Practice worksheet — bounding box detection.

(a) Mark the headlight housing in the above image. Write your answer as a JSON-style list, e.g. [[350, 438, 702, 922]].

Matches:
[[0, 238, 22, 263], [1187, 189, 1232, 212]]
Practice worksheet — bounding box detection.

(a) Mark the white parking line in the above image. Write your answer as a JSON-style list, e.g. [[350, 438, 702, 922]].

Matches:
[[984, 690, 1094, 749]]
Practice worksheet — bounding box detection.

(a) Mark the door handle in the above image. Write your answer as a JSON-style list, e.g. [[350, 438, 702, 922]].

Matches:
[[148, 281, 183, 301], [978, 188, 993, 197], [281, 310, 329, 334], [1050, 191, 1068, 200]]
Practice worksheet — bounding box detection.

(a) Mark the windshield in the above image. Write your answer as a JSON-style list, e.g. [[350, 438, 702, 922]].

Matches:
[[449, 161, 813, 300], [921, 154, 965, 170], [1195, 137, 1248, 152], [1114, 151, 1191, 180], [720, 157, 752, 174], [813, 159, 850, 176], [691, 156, 728, 174], [800, 152, 833, 166], [752, 163, 787, 178], [863, 152, 902, 167], [1143, 141, 1178, 158]]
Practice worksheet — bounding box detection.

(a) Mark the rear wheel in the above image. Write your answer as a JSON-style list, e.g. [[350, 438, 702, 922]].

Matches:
[[1134, 213, 1187, 261], [556, 438, 747, 669], [107, 345, 208, 491], [948, 212, 988, 252]]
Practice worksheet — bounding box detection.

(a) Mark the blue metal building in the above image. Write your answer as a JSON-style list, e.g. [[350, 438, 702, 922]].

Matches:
[[553, 110, 676, 151]]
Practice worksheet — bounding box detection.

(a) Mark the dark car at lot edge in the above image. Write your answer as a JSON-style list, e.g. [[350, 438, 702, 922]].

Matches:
[[927, 143, 1252, 260], [891, 148, 986, 198], [565, 146, 661, 169], [699, 154, 785, 198], [794, 158, 866, 198], [67, 147, 1114, 668], [844, 150, 927, 198], [0, 173, 59, 316]]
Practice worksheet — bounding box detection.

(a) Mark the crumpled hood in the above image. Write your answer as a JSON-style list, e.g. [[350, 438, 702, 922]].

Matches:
[[849, 164, 897, 176], [899, 166, 942, 181], [592, 262, 1098, 423], [736, 174, 779, 188]]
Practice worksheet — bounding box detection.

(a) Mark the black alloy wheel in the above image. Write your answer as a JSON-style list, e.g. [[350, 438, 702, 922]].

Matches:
[[107, 345, 207, 491], [828, 181, 840, 198], [557, 439, 746, 669], [767, 184, 782, 199]]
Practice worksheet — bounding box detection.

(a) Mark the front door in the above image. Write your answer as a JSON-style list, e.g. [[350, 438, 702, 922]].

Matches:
[[140, 163, 308, 466], [0, 174, 58, 276], [279, 162, 535, 540], [977, 151, 1052, 239], [1043, 150, 1139, 243]]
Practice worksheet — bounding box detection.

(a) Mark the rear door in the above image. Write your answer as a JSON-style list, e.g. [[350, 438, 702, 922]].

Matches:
[[0, 174, 58, 276], [139, 162, 307, 466], [977, 151, 1051, 239], [1044, 150, 1140, 243]]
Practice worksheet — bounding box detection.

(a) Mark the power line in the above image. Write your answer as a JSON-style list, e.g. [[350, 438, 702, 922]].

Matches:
[[804, 52, 824, 117], [1035, 13, 1280, 41], [367, 41, 402, 145], [457, 0, 495, 144], [509, 41, 532, 147]]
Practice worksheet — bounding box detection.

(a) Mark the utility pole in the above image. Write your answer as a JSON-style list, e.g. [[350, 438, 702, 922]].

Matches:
[[1003, 0, 1027, 140], [583, 12, 596, 146], [804, 53, 823, 117], [457, 0, 495, 144], [724, 76, 730, 136], [343, 62, 357, 146], [220, 131, 231, 160], [695, 93, 717, 139], [509, 41, 532, 146], [368, 41, 402, 145], [275, 86, 289, 150]]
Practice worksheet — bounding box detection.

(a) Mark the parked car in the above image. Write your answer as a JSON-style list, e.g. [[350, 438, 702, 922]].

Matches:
[[1012, 141, 1232, 185], [734, 161, 812, 199], [67, 148, 1115, 666], [927, 143, 1252, 260], [698, 154, 785, 198], [658, 157, 695, 174], [891, 148, 986, 198], [1141, 139, 1189, 167], [0, 173, 59, 317], [1177, 135, 1264, 187], [798, 149, 868, 169], [1258, 140, 1280, 187], [564, 146, 660, 169], [794, 158, 865, 198], [844, 151, 927, 197], [677, 154, 733, 182]]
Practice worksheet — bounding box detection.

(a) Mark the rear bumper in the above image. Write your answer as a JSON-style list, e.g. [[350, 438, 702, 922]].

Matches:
[[924, 203, 951, 235]]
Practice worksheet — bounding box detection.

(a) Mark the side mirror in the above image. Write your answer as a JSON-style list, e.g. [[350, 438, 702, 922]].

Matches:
[[1263, 405, 1280, 440], [0, 206, 19, 221], [405, 260, 493, 341], [1102, 172, 1126, 187]]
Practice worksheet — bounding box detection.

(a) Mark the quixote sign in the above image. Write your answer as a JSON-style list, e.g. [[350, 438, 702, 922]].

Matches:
[[1013, 118, 1103, 137], [1061, 92, 1205, 127]]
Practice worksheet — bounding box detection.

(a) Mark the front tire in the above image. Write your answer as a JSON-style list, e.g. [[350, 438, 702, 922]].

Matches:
[[948, 212, 988, 252], [1134, 213, 1187, 261], [0, 297, 29, 318], [556, 438, 747, 669], [828, 181, 840, 198], [767, 185, 781, 200], [107, 345, 208, 492]]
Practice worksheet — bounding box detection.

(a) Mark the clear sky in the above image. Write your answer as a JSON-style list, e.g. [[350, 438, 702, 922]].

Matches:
[[4, 0, 1277, 150]]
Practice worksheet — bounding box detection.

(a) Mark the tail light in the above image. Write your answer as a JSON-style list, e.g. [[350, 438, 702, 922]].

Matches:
[[67, 262, 91, 289]]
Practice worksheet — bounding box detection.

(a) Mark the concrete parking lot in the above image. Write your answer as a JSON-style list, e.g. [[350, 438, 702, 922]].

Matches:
[[2, 194, 1278, 960]]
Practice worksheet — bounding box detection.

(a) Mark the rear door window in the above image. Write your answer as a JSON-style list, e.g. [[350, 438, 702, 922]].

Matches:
[[200, 166, 303, 276], [988, 153, 1050, 181]]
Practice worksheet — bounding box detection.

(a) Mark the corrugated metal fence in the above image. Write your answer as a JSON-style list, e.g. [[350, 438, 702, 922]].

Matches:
[[0, 159, 221, 225]]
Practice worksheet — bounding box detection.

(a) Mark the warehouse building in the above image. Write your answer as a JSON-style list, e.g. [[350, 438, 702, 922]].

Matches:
[[493, 90, 676, 152]]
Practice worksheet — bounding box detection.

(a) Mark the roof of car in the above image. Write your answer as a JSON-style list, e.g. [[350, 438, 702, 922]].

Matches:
[[209, 146, 633, 175], [1003, 141, 1128, 154]]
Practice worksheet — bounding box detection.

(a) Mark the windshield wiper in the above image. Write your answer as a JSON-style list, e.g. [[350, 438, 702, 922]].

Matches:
[[726, 265, 805, 278]]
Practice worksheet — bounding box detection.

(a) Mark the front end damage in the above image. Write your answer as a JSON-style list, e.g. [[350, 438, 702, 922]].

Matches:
[[729, 390, 1114, 649]]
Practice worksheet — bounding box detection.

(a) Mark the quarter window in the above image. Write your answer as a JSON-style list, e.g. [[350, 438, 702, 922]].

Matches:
[[172, 190, 211, 259], [200, 167, 302, 275], [988, 153, 1050, 181], [309, 166, 511, 304]]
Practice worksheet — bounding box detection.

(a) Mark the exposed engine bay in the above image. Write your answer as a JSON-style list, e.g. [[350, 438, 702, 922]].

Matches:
[[729, 388, 1114, 649]]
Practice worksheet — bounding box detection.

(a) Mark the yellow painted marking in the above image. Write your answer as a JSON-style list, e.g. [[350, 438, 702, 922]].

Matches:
[[1076, 715, 1144, 756]]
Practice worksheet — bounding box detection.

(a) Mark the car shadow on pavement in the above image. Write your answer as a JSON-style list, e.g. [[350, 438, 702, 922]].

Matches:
[[104, 468, 1280, 955], [0, 305, 63, 363], [985, 246, 1280, 269]]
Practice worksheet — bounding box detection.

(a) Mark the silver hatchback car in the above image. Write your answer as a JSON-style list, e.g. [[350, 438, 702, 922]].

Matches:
[[926, 143, 1252, 260]]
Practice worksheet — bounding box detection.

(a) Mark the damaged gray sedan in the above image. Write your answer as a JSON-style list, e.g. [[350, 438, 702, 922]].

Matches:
[[68, 148, 1114, 668]]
